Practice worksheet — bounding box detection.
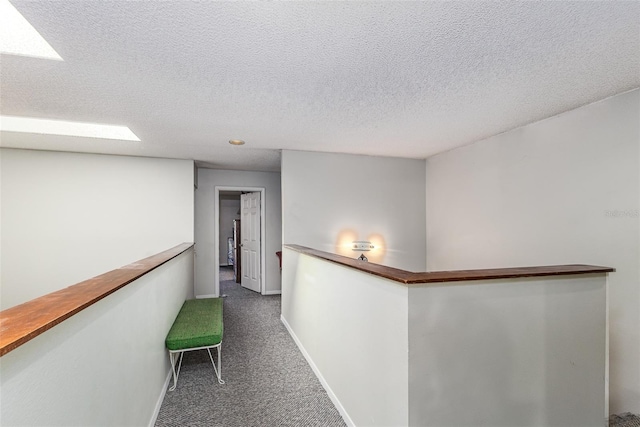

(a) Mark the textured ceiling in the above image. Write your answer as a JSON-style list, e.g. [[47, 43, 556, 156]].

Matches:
[[1, 1, 638, 172]]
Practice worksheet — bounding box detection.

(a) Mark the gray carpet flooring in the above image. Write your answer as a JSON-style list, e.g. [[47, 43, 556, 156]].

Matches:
[[155, 278, 346, 427], [611, 413, 640, 427], [219, 265, 235, 282]]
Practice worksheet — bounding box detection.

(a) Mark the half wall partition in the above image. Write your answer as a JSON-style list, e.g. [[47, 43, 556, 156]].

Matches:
[[282, 244, 612, 427]]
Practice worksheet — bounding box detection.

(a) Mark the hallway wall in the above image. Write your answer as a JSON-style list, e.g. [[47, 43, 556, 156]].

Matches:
[[195, 168, 282, 296], [281, 150, 426, 271], [0, 149, 194, 309], [425, 89, 640, 414]]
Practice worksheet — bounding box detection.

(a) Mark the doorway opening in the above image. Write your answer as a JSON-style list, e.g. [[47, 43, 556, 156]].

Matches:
[[214, 186, 266, 298]]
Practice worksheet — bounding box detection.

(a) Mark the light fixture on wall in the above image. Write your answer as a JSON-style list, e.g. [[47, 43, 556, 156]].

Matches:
[[352, 241, 374, 262]]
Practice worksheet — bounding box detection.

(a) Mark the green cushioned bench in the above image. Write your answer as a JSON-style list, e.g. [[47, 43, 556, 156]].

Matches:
[[165, 298, 225, 391]]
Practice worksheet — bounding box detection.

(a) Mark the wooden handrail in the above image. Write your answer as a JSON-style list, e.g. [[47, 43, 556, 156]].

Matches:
[[0, 243, 194, 357], [284, 244, 614, 285]]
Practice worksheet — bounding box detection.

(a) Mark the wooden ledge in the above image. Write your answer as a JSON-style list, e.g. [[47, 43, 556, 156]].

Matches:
[[284, 244, 614, 285], [0, 243, 194, 357]]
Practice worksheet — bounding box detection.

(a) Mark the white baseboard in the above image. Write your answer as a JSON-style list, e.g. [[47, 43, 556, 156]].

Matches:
[[263, 289, 282, 295], [280, 315, 355, 427], [148, 368, 172, 427], [196, 293, 218, 299]]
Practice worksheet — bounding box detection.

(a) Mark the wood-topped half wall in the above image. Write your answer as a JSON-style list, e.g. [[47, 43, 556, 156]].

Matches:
[[284, 244, 615, 285], [282, 244, 615, 426], [0, 243, 194, 357]]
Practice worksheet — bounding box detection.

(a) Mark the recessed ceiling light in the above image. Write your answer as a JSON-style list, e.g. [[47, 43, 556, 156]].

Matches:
[[229, 139, 245, 146], [0, 0, 62, 60], [0, 116, 140, 141]]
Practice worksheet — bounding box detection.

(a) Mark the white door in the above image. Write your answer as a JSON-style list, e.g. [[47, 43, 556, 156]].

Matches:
[[240, 192, 261, 293]]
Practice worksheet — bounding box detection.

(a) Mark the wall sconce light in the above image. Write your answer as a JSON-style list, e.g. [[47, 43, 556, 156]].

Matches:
[[352, 241, 374, 262]]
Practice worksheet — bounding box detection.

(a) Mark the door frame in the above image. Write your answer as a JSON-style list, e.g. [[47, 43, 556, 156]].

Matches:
[[213, 186, 266, 297]]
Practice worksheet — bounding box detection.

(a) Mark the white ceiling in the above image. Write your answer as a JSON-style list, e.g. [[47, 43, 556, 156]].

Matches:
[[1, 1, 638, 172]]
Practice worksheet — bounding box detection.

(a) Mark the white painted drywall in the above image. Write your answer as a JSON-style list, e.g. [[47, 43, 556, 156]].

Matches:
[[281, 150, 426, 271], [425, 89, 639, 413], [281, 248, 409, 427], [409, 275, 607, 426], [218, 198, 240, 265], [194, 168, 282, 296], [0, 248, 194, 426], [0, 149, 194, 310]]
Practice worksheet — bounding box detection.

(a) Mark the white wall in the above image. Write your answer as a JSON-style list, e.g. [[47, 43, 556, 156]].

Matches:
[[0, 149, 195, 310], [218, 198, 240, 265], [195, 168, 282, 296], [281, 150, 426, 271], [409, 275, 607, 426], [0, 248, 194, 427], [425, 89, 640, 414], [281, 248, 409, 427]]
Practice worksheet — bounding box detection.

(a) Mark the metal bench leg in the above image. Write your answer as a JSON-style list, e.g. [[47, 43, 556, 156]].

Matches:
[[206, 345, 225, 384], [168, 351, 184, 391]]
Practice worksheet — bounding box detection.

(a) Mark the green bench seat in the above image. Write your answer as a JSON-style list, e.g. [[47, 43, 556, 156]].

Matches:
[[166, 298, 223, 351], [165, 298, 225, 390]]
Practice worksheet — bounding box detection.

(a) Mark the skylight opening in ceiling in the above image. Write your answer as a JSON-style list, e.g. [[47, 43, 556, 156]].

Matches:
[[0, 0, 62, 60], [0, 116, 141, 141]]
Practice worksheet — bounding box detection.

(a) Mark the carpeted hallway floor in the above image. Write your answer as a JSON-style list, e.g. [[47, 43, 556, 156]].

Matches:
[[611, 413, 640, 427], [155, 276, 346, 427]]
